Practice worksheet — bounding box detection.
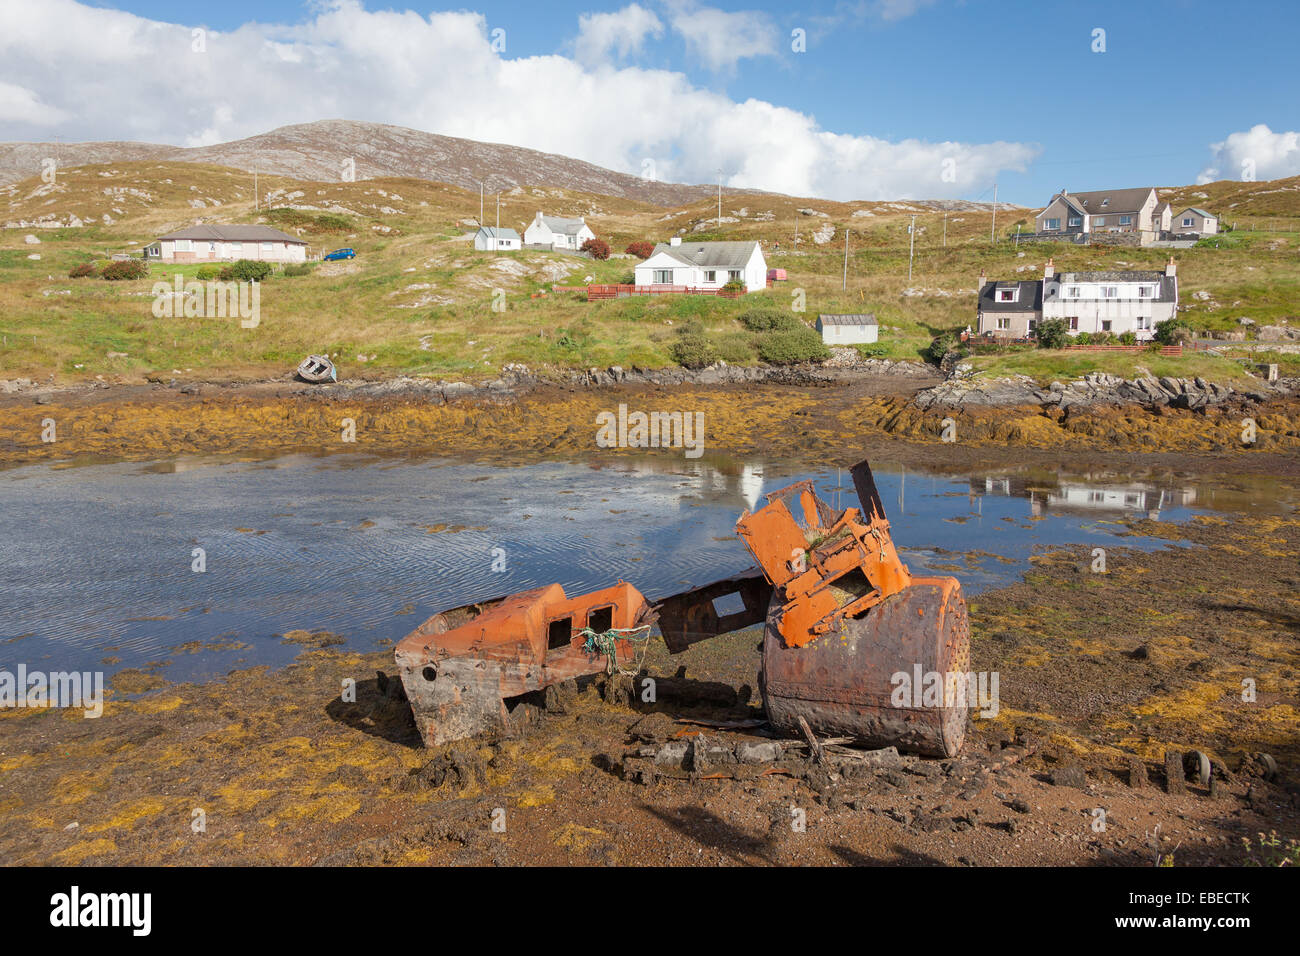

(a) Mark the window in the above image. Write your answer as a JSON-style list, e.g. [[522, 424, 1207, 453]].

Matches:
[[653, 269, 673, 284], [173, 239, 191, 252], [261, 242, 273, 251], [587, 606, 613, 634], [1182, 217, 1193, 227], [1101, 320, 1112, 332], [1137, 316, 1152, 329], [547, 617, 573, 651], [1138, 286, 1152, 298], [1067, 286, 1080, 298], [1119, 215, 1132, 226], [995, 317, 1010, 330], [1101, 198, 1110, 206], [1043, 218, 1060, 230], [1027, 319, 1037, 331], [1068, 317, 1079, 330], [997, 287, 1017, 303], [1102, 286, 1118, 298], [1068, 216, 1081, 227], [704, 270, 716, 282], [1094, 216, 1105, 227], [229, 242, 242, 253], [728, 270, 741, 281]]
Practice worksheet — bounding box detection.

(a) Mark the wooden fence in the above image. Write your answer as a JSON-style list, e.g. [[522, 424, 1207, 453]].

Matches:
[[1063, 344, 1183, 356], [584, 284, 744, 300]]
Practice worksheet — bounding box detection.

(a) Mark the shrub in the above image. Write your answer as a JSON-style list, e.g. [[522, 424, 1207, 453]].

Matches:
[[721, 279, 746, 295], [925, 331, 957, 364], [853, 343, 888, 359], [1035, 318, 1069, 349], [1118, 331, 1137, 346], [625, 240, 655, 259], [1154, 316, 1193, 345], [669, 319, 717, 369], [195, 265, 220, 280], [1075, 331, 1093, 345], [100, 258, 149, 281], [68, 261, 97, 279], [739, 308, 796, 332], [219, 259, 273, 282], [714, 331, 757, 364], [756, 325, 830, 365], [581, 238, 610, 260], [282, 263, 312, 277]]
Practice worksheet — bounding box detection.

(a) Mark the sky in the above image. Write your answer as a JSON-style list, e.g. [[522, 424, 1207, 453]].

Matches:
[[1, 0, 1298, 204]]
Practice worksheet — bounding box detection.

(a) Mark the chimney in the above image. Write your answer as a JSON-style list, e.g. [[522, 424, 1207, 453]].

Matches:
[[1165, 256, 1176, 277], [670, 236, 682, 246], [977, 269, 986, 290], [1044, 257, 1055, 280]]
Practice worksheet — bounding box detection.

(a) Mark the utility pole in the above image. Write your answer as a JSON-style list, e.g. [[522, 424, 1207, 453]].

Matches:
[[254, 162, 259, 212], [842, 226, 849, 290], [495, 192, 501, 256], [479, 182, 484, 226], [942, 211, 947, 247], [794, 216, 798, 248], [907, 215, 916, 282], [990, 182, 998, 242], [717, 168, 722, 226]]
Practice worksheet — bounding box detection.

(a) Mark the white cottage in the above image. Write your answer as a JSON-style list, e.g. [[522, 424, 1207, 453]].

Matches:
[[145, 224, 307, 263], [633, 238, 767, 293], [523, 213, 595, 251], [474, 226, 521, 251]]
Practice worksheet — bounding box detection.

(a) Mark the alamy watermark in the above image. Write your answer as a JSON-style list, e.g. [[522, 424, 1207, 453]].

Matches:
[[891, 665, 999, 718], [151, 275, 260, 328], [595, 403, 705, 459], [0, 665, 104, 718]]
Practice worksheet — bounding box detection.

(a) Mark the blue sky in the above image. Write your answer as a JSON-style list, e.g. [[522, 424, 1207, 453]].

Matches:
[[6, 0, 1299, 203]]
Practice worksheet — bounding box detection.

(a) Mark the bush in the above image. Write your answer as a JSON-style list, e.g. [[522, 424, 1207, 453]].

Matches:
[[195, 265, 220, 280], [739, 308, 797, 332], [925, 331, 957, 364], [218, 259, 273, 282], [1092, 330, 1113, 345], [1035, 318, 1069, 349], [68, 261, 97, 279], [1074, 331, 1093, 345], [853, 343, 888, 359], [581, 238, 610, 260], [314, 213, 353, 233], [715, 331, 757, 364], [1118, 331, 1138, 346], [669, 329, 718, 369], [1154, 316, 1193, 345], [282, 263, 312, 277], [100, 258, 149, 281], [625, 240, 655, 259], [755, 325, 830, 365], [721, 279, 746, 295]]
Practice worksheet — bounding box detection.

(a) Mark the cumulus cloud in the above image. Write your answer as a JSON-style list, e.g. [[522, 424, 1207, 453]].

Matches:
[[0, 0, 1039, 200], [662, 0, 779, 71], [1198, 124, 1300, 184], [574, 4, 663, 65]]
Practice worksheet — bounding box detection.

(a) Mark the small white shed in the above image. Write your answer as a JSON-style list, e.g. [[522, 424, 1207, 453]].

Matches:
[[474, 226, 521, 251], [816, 313, 878, 345]]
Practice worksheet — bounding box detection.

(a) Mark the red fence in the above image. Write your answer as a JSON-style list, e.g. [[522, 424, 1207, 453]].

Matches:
[[583, 284, 743, 300], [1064, 344, 1183, 356]]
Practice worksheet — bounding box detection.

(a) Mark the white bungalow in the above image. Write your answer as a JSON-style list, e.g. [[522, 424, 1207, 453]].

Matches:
[[145, 224, 307, 263], [633, 238, 767, 293], [523, 212, 595, 251], [473, 226, 521, 251]]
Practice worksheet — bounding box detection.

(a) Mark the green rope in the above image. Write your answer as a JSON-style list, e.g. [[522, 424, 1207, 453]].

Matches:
[[580, 624, 652, 676]]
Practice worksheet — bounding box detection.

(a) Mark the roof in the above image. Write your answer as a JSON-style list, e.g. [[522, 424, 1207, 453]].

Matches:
[[155, 224, 306, 244], [817, 313, 877, 326], [477, 226, 521, 240], [1058, 187, 1156, 215], [535, 215, 587, 236], [648, 240, 760, 269], [1045, 271, 1177, 304], [1180, 207, 1215, 218], [977, 280, 1044, 313]]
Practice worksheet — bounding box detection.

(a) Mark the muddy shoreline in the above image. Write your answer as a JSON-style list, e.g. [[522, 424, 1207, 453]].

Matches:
[[1, 512, 1296, 866]]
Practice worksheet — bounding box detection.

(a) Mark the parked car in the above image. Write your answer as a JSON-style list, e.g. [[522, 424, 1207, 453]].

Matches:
[[323, 248, 356, 261]]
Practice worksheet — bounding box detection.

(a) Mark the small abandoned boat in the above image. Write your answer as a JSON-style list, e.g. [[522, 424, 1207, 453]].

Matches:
[[296, 354, 336, 384]]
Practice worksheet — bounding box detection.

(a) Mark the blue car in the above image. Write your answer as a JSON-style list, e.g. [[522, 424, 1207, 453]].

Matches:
[[323, 247, 356, 261]]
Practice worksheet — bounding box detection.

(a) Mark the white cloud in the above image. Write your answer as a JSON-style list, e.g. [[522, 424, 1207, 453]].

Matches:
[[0, 81, 69, 125], [574, 4, 663, 65], [0, 0, 1039, 201], [873, 0, 939, 22], [663, 1, 779, 71], [1198, 124, 1300, 184]]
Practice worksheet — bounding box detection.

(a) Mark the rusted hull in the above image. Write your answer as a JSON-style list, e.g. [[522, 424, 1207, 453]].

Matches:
[[761, 577, 970, 758]]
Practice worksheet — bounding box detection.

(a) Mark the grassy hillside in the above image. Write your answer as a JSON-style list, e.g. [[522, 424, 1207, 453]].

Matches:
[[1, 161, 1296, 385]]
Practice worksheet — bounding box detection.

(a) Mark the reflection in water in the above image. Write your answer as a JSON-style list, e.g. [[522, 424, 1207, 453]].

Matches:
[[0, 453, 1294, 685]]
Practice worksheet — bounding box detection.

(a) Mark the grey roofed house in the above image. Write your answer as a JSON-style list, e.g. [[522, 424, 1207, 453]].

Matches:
[[816, 313, 877, 326], [1184, 207, 1214, 219], [977, 279, 1044, 312], [1044, 270, 1177, 304], [1061, 187, 1155, 215], [155, 224, 305, 243], [650, 240, 760, 268], [537, 215, 586, 236]]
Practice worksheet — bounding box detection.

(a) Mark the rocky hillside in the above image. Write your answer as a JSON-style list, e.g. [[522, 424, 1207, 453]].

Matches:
[[0, 120, 750, 207]]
